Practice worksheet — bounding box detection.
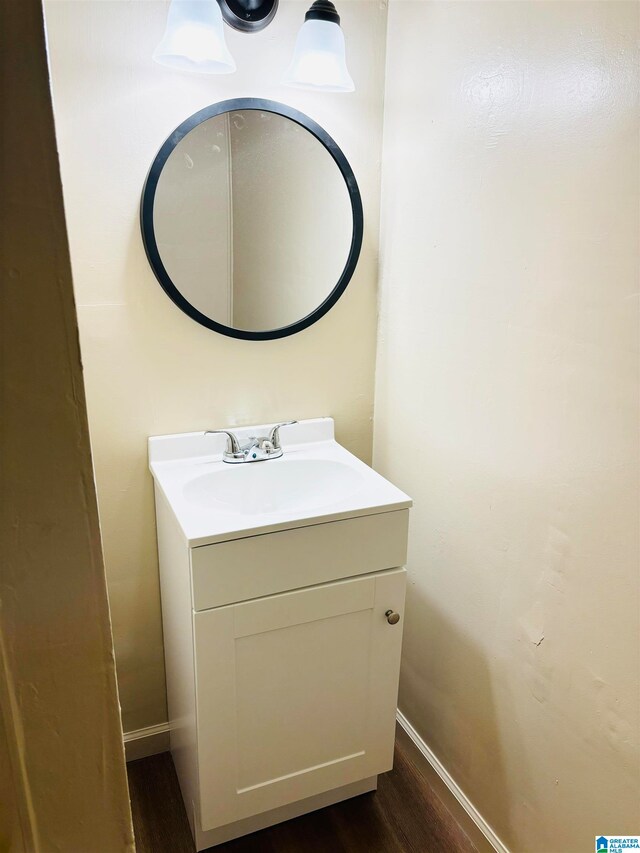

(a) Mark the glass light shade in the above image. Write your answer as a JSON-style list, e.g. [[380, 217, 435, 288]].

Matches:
[[283, 19, 354, 93], [153, 0, 236, 74]]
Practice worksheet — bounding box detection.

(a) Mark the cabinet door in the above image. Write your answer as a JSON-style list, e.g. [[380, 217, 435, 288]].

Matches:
[[194, 567, 406, 831]]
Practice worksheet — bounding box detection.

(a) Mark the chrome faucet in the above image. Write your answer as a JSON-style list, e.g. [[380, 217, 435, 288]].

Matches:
[[205, 421, 297, 464]]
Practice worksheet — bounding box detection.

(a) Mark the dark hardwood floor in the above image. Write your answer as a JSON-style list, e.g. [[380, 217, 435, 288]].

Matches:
[[127, 732, 480, 853]]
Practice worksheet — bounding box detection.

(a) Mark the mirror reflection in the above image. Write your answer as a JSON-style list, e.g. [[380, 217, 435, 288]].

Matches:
[[150, 107, 356, 335]]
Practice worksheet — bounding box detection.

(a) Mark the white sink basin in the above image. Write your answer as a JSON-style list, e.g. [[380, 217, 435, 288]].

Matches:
[[149, 418, 412, 546], [184, 458, 364, 515]]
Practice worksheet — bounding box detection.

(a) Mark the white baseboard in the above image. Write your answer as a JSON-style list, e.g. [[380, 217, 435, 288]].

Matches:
[[396, 710, 510, 853], [123, 722, 170, 762]]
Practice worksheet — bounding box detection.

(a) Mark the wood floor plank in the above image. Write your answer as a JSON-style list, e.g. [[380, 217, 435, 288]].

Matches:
[[127, 752, 194, 853], [127, 734, 480, 853]]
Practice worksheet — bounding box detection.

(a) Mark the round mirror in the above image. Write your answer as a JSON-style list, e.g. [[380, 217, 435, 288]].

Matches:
[[141, 99, 363, 340]]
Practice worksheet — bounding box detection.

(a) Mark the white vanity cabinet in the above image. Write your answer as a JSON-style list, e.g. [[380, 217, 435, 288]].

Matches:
[[194, 565, 406, 832], [150, 419, 412, 850]]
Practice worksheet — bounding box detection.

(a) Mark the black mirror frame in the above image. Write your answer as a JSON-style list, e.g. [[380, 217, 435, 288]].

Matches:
[[140, 98, 364, 341]]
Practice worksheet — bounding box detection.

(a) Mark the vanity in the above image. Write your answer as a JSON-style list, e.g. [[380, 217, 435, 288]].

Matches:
[[149, 417, 411, 849], [141, 91, 411, 849]]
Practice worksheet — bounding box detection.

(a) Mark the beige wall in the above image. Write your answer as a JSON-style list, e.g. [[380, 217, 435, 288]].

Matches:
[[374, 2, 639, 851], [0, 0, 134, 849], [44, 0, 387, 733]]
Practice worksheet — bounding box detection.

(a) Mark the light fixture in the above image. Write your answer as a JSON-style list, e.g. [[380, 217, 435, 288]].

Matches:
[[153, 0, 236, 74], [218, 0, 278, 33], [283, 0, 354, 93]]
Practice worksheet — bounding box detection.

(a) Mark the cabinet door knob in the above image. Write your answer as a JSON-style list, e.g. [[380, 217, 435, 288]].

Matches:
[[385, 609, 400, 625]]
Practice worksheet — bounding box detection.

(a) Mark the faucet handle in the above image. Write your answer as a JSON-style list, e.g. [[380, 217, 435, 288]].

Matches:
[[204, 429, 241, 455], [268, 421, 298, 449]]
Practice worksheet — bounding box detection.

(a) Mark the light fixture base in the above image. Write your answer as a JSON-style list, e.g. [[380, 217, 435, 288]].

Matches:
[[217, 0, 278, 32], [305, 0, 340, 24]]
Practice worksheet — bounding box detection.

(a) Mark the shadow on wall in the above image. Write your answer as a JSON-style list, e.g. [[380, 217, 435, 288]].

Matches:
[[399, 585, 528, 849]]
